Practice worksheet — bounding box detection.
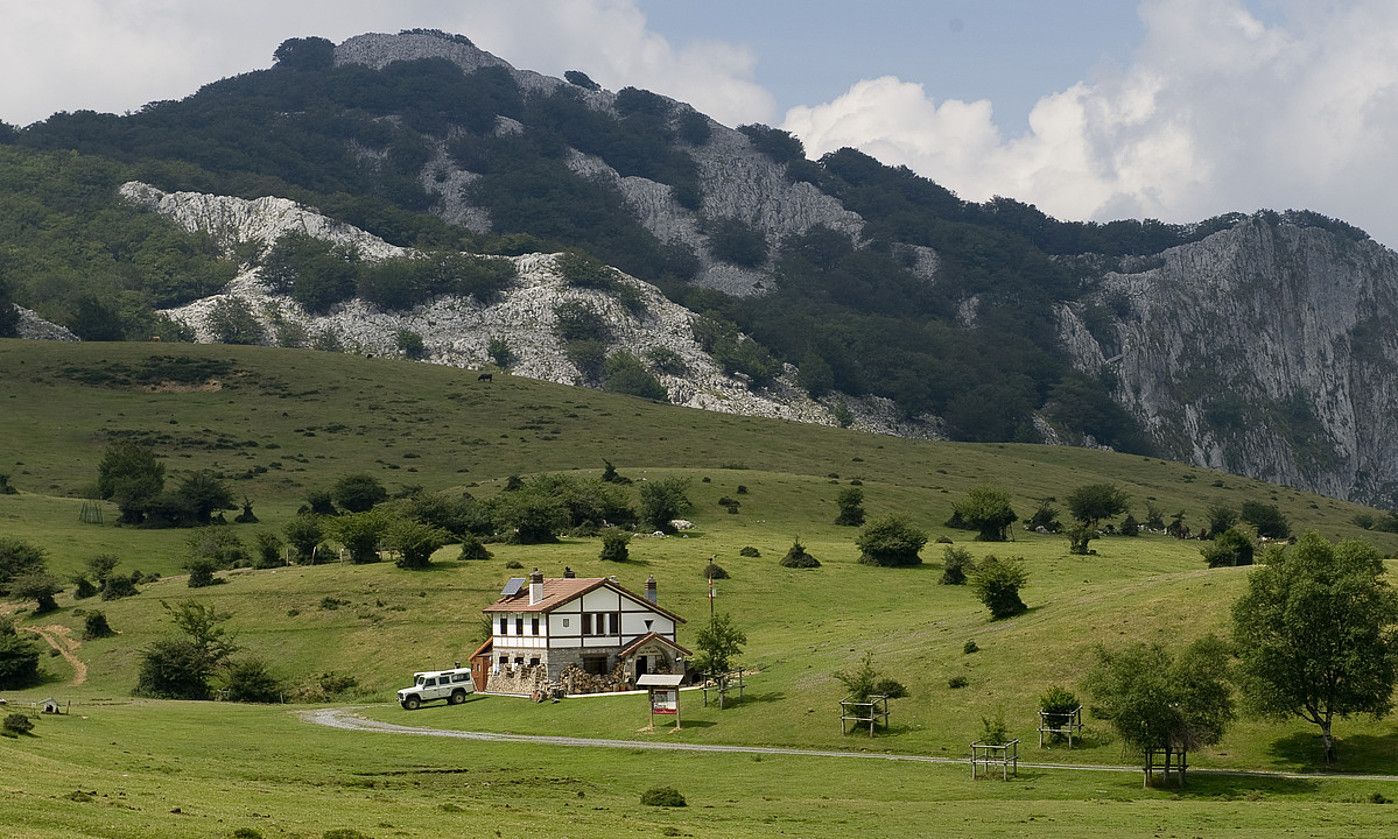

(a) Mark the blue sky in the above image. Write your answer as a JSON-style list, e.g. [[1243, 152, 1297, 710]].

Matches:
[[3, 1, 1398, 245], [640, 0, 1142, 134]]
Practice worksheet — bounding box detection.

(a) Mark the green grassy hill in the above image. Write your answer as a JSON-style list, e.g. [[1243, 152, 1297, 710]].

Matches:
[[2, 339, 1396, 837]]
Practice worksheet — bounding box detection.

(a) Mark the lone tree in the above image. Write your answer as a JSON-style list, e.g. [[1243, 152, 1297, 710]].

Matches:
[[1083, 636, 1234, 784], [328, 510, 391, 563], [969, 555, 1029, 619], [834, 651, 908, 702], [97, 441, 166, 524], [1065, 483, 1129, 554], [1201, 526, 1255, 568], [1231, 533, 1398, 763], [694, 612, 746, 677], [599, 527, 631, 562], [284, 515, 325, 564], [1240, 500, 1291, 539], [0, 537, 46, 596], [939, 545, 974, 585], [0, 617, 42, 689], [953, 485, 1018, 542], [1205, 503, 1239, 536], [490, 487, 569, 544], [332, 474, 388, 513], [384, 517, 449, 570], [175, 471, 236, 524], [135, 600, 238, 700], [638, 476, 693, 533], [856, 515, 928, 567], [834, 487, 866, 526], [11, 572, 62, 614]]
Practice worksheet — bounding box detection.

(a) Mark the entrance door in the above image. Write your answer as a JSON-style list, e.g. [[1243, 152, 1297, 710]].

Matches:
[[635, 656, 649, 677], [470, 655, 489, 691]]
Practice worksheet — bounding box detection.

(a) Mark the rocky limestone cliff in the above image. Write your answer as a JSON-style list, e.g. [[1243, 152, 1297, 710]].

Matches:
[[124, 182, 940, 440], [335, 31, 871, 297], [1060, 216, 1398, 503], [11, 306, 78, 341]]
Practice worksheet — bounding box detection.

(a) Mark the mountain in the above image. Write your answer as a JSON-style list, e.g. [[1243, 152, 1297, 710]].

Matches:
[[2, 28, 1396, 504]]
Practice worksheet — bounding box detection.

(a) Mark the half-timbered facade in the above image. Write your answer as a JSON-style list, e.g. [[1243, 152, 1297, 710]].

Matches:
[[476, 568, 688, 693]]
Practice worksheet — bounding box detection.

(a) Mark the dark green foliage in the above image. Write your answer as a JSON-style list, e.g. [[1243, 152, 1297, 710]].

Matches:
[[207, 297, 265, 345], [1241, 500, 1291, 539], [1066, 483, 1130, 530], [136, 638, 215, 699], [487, 337, 515, 369], [72, 576, 98, 599], [0, 537, 47, 596], [175, 470, 235, 525], [638, 476, 692, 532], [797, 352, 835, 398], [224, 658, 284, 703], [940, 546, 974, 585], [1067, 525, 1095, 556], [834, 486, 865, 526], [1206, 503, 1239, 536], [66, 295, 128, 341], [1232, 534, 1398, 762], [273, 37, 335, 71], [100, 574, 139, 600], [306, 490, 336, 516], [1027, 502, 1061, 533], [644, 347, 686, 377], [1083, 636, 1234, 760], [835, 651, 907, 704], [948, 675, 969, 689], [566, 340, 607, 382], [702, 561, 729, 580], [963, 640, 979, 655], [706, 217, 768, 267], [384, 517, 449, 569], [693, 612, 745, 674], [3, 712, 35, 735], [953, 486, 1017, 542], [185, 558, 219, 588], [0, 619, 42, 689], [969, 555, 1028, 619], [354, 252, 516, 310], [676, 110, 711, 145], [1146, 502, 1166, 531], [96, 441, 165, 524], [396, 329, 426, 359], [253, 532, 286, 569], [600, 460, 631, 485], [186, 528, 249, 570], [328, 511, 390, 563], [0, 473, 14, 495], [490, 489, 569, 544], [1202, 527, 1255, 568], [738, 546, 761, 558], [332, 474, 388, 513], [601, 352, 667, 400], [1039, 685, 1080, 730], [554, 300, 613, 344], [779, 538, 820, 568], [563, 70, 600, 91], [284, 515, 325, 563], [856, 515, 927, 566], [599, 528, 631, 562], [556, 250, 618, 290], [261, 234, 358, 314], [83, 611, 115, 640], [738, 124, 806, 165], [11, 572, 62, 613], [0, 277, 19, 337], [458, 535, 493, 560], [640, 786, 686, 807], [1120, 514, 1140, 537]]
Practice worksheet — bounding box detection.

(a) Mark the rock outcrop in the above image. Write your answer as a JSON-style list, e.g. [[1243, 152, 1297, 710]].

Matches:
[[1060, 216, 1398, 503], [126, 182, 939, 440], [12, 306, 78, 341]]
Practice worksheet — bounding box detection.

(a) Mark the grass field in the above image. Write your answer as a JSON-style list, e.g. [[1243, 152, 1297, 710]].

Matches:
[[2, 339, 1397, 837]]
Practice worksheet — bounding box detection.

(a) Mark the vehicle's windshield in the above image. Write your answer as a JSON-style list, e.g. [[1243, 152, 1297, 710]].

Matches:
[[415, 675, 425, 686]]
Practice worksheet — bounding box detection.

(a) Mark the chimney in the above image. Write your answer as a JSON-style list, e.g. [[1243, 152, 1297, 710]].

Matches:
[[563, 566, 576, 579], [645, 574, 657, 604], [529, 568, 544, 606]]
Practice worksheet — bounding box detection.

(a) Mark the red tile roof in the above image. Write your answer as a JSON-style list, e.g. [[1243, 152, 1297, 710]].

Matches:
[[484, 577, 686, 623]]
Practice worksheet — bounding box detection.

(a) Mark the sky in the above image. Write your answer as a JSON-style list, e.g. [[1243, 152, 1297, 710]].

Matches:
[[3, 0, 1398, 246]]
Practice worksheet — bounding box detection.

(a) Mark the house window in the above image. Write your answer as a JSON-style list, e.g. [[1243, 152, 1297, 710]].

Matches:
[[608, 612, 619, 635], [531, 617, 540, 635], [515, 617, 523, 635], [563, 618, 570, 628], [582, 613, 593, 635], [498, 616, 507, 635], [498, 655, 507, 669], [529, 657, 541, 667], [582, 655, 609, 675], [514, 656, 525, 667]]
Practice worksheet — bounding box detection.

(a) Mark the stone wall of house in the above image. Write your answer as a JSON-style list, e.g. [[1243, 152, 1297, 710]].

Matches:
[[485, 663, 548, 695]]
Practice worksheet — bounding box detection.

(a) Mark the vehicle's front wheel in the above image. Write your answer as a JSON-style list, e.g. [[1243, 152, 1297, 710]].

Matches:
[[402, 695, 421, 711], [449, 689, 467, 705]]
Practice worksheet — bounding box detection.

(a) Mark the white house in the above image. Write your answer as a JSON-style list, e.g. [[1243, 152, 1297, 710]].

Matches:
[[469, 567, 689, 694]]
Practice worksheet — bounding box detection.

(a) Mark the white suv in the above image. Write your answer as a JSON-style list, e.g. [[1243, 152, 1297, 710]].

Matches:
[[397, 668, 475, 710]]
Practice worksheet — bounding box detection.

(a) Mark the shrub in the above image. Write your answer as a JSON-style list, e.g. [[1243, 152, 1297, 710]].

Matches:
[[835, 651, 907, 703], [556, 250, 618, 289], [83, 611, 115, 640], [329, 511, 390, 563], [186, 528, 248, 569], [458, 535, 493, 560], [396, 329, 426, 359], [940, 546, 974, 585], [564, 69, 600, 90], [1040, 685, 1080, 717], [96, 441, 165, 524], [207, 297, 265, 345], [948, 675, 969, 689], [3, 712, 34, 736], [702, 561, 729, 580], [638, 477, 692, 532], [1067, 525, 1095, 555], [600, 527, 631, 562], [738, 546, 761, 558], [953, 486, 1018, 541], [72, 576, 98, 599], [11, 572, 61, 613], [487, 336, 514, 369], [554, 300, 612, 344], [101, 574, 139, 600], [1201, 526, 1255, 568], [1240, 500, 1290, 539], [963, 640, 979, 655], [185, 558, 220, 588], [676, 109, 711, 145], [1066, 483, 1130, 530], [640, 786, 686, 807], [284, 515, 325, 563], [969, 555, 1028, 619], [252, 532, 285, 569], [705, 216, 768, 267], [645, 346, 687, 376], [834, 487, 866, 526], [856, 515, 928, 567], [0, 623, 42, 689], [1120, 514, 1140, 537], [602, 352, 667, 400], [491, 487, 569, 544], [979, 709, 1009, 746], [781, 538, 819, 568], [0, 473, 15, 494], [135, 638, 216, 699], [1026, 502, 1061, 533], [384, 517, 449, 569], [332, 474, 388, 513], [224, 658, 284, 703], [1205, 503, 1239, 536], [305, 489, 336, 516], [565, 339, 607, 382]]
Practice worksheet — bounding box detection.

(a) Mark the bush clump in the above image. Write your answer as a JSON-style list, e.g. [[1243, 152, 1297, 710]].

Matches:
[[969, 555, 1029, 619], [1201, 526, 1255, 568], [3, 712, 34, 736], [83, 611, 115, 640], [701, 561, 729, 580], [599, 527, 631, 562], [780, 538, 819, 568], [640, 786, 686, 807], [458, 535, 493, 560], [940, 546, 974, 585], [738, 546, 761, 558], [856, 515, 928, 567]]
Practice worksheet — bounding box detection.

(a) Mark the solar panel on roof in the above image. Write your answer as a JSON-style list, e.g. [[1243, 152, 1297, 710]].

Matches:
[[500, 577, 527, 597]]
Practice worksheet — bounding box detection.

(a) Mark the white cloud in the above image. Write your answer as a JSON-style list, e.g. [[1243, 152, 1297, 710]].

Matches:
[[0, 0, 773, 127], [783, 0, 1398, 246]]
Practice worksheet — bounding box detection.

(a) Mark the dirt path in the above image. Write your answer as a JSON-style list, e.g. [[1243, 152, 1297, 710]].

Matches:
[[302, 707, 1398, 784], [24, 624, 88, 686]]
